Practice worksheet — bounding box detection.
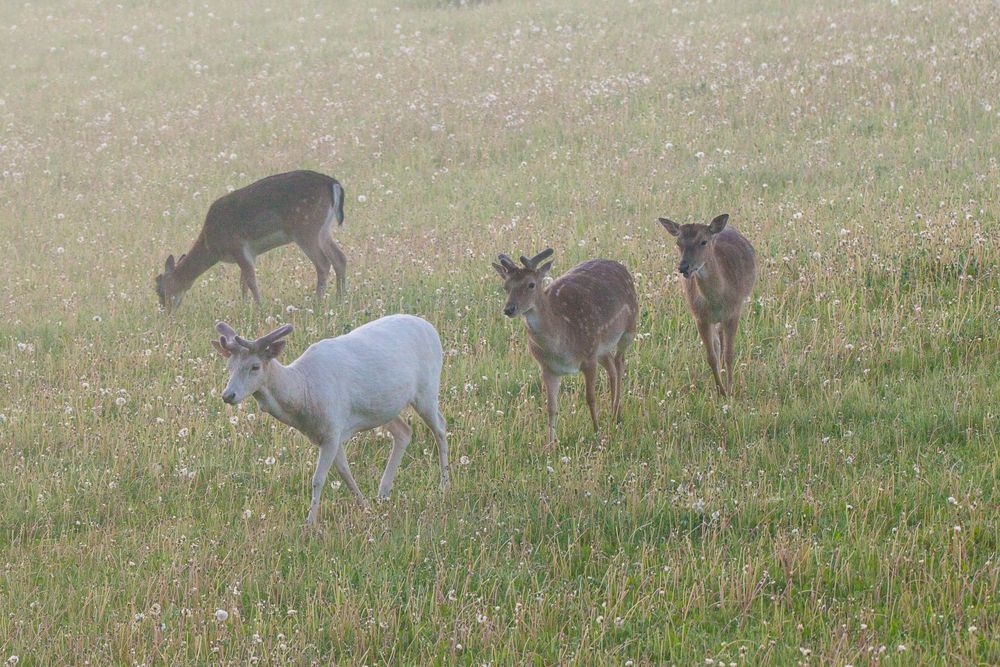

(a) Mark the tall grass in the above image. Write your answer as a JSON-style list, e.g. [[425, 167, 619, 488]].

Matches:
[[0, 0, 997, 663]]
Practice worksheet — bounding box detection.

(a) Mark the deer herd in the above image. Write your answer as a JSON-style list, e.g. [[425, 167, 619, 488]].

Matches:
[[161, 170, 757, 524]]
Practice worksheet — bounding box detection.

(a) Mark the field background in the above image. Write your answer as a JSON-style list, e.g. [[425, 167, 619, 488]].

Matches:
[[1, 0, 997, 664]]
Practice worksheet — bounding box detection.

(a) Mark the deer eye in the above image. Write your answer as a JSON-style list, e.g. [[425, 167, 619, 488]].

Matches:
[[528, 282, 535, 289], [700, 240, 708, 246], [250, 364, 261, 372]]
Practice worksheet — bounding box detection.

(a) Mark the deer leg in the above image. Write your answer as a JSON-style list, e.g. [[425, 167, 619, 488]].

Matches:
[[435, 410, 449, 490], [615, 352, 627, 421], [314, 259, 331, 299], [581, 362, 600, 432], [599, 355, 620, 421], [614, 331, 632, 415], [295, 236, 331, 299], [697, 320, 727, 397], [377, 417, 412, 499], [412, 397, 449, 491], [542, 371, 562, 446], [315, 213, 347, 297], [333, 445, 367, 507], [324, 239, 347, 297], [721, 316, 740, 395], [306, 439, 341, 525], [235, 251, 261, 303]]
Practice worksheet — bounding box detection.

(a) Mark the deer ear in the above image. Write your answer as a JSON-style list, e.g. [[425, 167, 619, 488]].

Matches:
[[709, 214, 729, 234], [537, 260, 553, 276], [658, 218, 680, 236], [211, 339, 231, 358], [264, 340, 286, 359], [491, 262, 508, 278], [165, 255, 176, 272]]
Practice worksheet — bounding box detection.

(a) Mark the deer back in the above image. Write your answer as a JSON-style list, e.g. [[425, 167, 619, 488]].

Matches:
[[202, 170, 339, 247], [541, 259, 638, 358], [289, 315, 443, 431]]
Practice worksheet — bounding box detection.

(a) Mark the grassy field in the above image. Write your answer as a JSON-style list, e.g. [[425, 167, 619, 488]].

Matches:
[[1, 0, 998, 663]]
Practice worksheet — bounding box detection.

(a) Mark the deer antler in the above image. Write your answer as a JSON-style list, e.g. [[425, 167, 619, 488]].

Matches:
[[235, 324, 294, 352], [216, 321, 242, 353], [497, 254, 518, 271], [257, 324, 294, 348], [216, 322, 237, 338], [520, 248, 554, 269]]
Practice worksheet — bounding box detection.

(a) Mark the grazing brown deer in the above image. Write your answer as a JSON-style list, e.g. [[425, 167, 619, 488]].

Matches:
[[156, 170, 346, 311], [492, 249, 638, 445], [658, 213, 757, 397]]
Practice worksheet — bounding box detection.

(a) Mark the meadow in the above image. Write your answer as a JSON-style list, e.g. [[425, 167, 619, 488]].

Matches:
[[1, 0, 997, 663]]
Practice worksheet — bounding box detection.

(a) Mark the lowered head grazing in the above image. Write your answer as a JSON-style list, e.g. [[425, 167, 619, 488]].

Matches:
[[211, 322, 293, 404], [659, 214, 729, 278], [155, 254, 187, 312], [157, 170, 347, 313], [492, 249, 554, 318]]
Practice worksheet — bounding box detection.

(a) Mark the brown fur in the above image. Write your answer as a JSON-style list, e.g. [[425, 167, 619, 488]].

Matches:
[[156, 170, 346, 311], [659, 214, 757, 396], [493, 251, 639, 444]]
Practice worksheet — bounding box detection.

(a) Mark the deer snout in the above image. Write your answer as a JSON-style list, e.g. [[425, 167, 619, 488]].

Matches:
[[222, 390, 237, 404], [678, 261, 690, 277], [503, 303, 516, 317]]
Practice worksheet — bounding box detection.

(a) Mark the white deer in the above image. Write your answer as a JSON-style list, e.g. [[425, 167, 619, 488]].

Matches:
[[212, 315, 450, 524]]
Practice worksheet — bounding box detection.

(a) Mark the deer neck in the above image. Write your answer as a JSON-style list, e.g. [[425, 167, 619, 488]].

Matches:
[[691, 249, 724, 297], [173, 236, 218, 290], [522, 293, 561, 348], [253, 362, 310, 432]]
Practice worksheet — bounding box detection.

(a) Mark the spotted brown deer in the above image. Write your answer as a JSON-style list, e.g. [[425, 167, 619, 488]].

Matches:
[[492, 249, 638, 445], [658, 213, 757, 397], [156, 170, 346, 311]]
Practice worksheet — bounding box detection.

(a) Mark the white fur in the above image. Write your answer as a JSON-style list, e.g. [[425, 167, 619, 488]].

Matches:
[[220, 314, 449, 524]]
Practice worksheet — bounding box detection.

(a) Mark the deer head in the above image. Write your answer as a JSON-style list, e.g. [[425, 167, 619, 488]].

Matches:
[[211, 321, 293, 404], [491, 249, 554, 318], [659, 214, 729, 278], [155, 254, 188, 312]]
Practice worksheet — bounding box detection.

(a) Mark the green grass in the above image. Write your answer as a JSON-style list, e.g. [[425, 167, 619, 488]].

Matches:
[[1, 0, 998, 663]]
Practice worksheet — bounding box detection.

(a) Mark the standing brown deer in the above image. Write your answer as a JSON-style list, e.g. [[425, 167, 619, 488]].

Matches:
[[658, 213, 757, 397], [492, 249, 638, 445], [156, 170, 346, 311]]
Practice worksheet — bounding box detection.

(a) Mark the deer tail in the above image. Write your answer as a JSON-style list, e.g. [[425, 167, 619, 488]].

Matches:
[[331, 180, 345, 226]]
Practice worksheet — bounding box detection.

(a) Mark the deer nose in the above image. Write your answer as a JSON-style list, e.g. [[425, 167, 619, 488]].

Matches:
[[678, 262, 690, 277], [222, 391, 236, 404], [503, 304, 516, 317]]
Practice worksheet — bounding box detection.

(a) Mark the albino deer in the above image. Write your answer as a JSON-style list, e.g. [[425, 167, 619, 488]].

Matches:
[[212, 315, 449, 525], [157, 170, 346, 311], [492, 249, 638, 445], [658, 213, 757, 397]]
